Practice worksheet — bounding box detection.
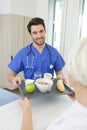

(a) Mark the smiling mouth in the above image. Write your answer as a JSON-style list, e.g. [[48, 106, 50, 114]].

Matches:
[[37, 38, 44, 43], [37, 38, 43, 40]]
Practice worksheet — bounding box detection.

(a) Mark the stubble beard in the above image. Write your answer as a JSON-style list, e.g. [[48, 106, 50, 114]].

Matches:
[[35, 41, 45, 46], [33, 38, 45, 46]]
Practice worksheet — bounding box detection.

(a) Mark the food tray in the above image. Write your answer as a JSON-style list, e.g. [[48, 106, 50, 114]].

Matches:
[[18, 79, 74, 98]]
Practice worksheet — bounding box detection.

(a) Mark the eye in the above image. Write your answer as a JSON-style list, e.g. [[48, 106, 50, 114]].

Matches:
[[32, 31, 37, 35], [40, 30, 44, 33]]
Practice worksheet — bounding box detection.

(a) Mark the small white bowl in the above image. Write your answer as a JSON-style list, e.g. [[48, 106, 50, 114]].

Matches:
[[35, 78, 53, 93], [25, 79, 34, 85]]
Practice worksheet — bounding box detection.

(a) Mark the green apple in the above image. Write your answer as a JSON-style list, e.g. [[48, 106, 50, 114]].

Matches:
[[25, 83, 35, 93]]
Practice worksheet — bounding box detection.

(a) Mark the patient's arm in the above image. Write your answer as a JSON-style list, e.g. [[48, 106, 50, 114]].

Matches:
[[19, 97, 33, 130]]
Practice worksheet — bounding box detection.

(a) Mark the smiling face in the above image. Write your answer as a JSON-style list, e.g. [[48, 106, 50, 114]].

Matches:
[[29, 24, 46, 46]]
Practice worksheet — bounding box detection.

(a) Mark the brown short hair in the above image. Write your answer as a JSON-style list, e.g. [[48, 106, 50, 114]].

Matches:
[[27, 17, 46, 33]]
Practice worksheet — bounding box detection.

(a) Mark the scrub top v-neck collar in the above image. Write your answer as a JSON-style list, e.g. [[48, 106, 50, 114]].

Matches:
[[31, 43, 47, 55]]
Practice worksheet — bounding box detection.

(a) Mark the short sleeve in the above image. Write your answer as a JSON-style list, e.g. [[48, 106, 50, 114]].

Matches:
[[8, 50, 24, 74]]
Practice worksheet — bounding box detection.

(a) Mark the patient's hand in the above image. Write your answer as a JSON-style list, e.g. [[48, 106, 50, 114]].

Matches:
[[19, 97, 32, 112]]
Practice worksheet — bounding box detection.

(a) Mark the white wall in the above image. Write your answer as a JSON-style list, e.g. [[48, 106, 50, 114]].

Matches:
[[0, 0, 49, 32], [0, 0, 37, 16], [0, 0, 48, 20], [11, 0, 37, 17], [36, 0, 48, 28], [0, 0, 11, 13]]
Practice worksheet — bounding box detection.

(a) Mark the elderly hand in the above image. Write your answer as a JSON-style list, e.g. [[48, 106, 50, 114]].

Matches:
[[19, 97, 32, 112]]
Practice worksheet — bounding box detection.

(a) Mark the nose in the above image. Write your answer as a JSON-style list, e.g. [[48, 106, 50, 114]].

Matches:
[[37, 32, 42, 38]]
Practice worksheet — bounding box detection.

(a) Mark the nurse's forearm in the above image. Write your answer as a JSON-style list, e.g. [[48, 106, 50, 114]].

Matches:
[[8, 71, 17, 83], [56, 70, 63, 79], [8, 71, 22, 86]]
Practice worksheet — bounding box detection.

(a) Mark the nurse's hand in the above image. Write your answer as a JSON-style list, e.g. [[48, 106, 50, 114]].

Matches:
[[12, 76, 22, 87], [68, 92, 76, 101], [8, 71, 22, 87], [56, 71, 66, 83]]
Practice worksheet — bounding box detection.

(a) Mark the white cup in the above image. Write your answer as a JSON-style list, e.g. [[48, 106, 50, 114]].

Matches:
[[44, 73, 52, 80], [34, 72, 42, 80]]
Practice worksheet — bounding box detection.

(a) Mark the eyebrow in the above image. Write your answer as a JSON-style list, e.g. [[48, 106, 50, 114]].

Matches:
[[32, 29, 44, 34]]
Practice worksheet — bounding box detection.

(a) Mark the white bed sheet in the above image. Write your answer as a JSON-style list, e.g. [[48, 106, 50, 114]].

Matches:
[[0, 95, 73, 130]]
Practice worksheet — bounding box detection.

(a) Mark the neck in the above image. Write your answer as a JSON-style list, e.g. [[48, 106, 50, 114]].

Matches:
[[33, 42, 46, 53]]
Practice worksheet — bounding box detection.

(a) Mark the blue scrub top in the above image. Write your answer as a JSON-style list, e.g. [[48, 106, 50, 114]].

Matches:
[[8, 44, 65, 79]]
